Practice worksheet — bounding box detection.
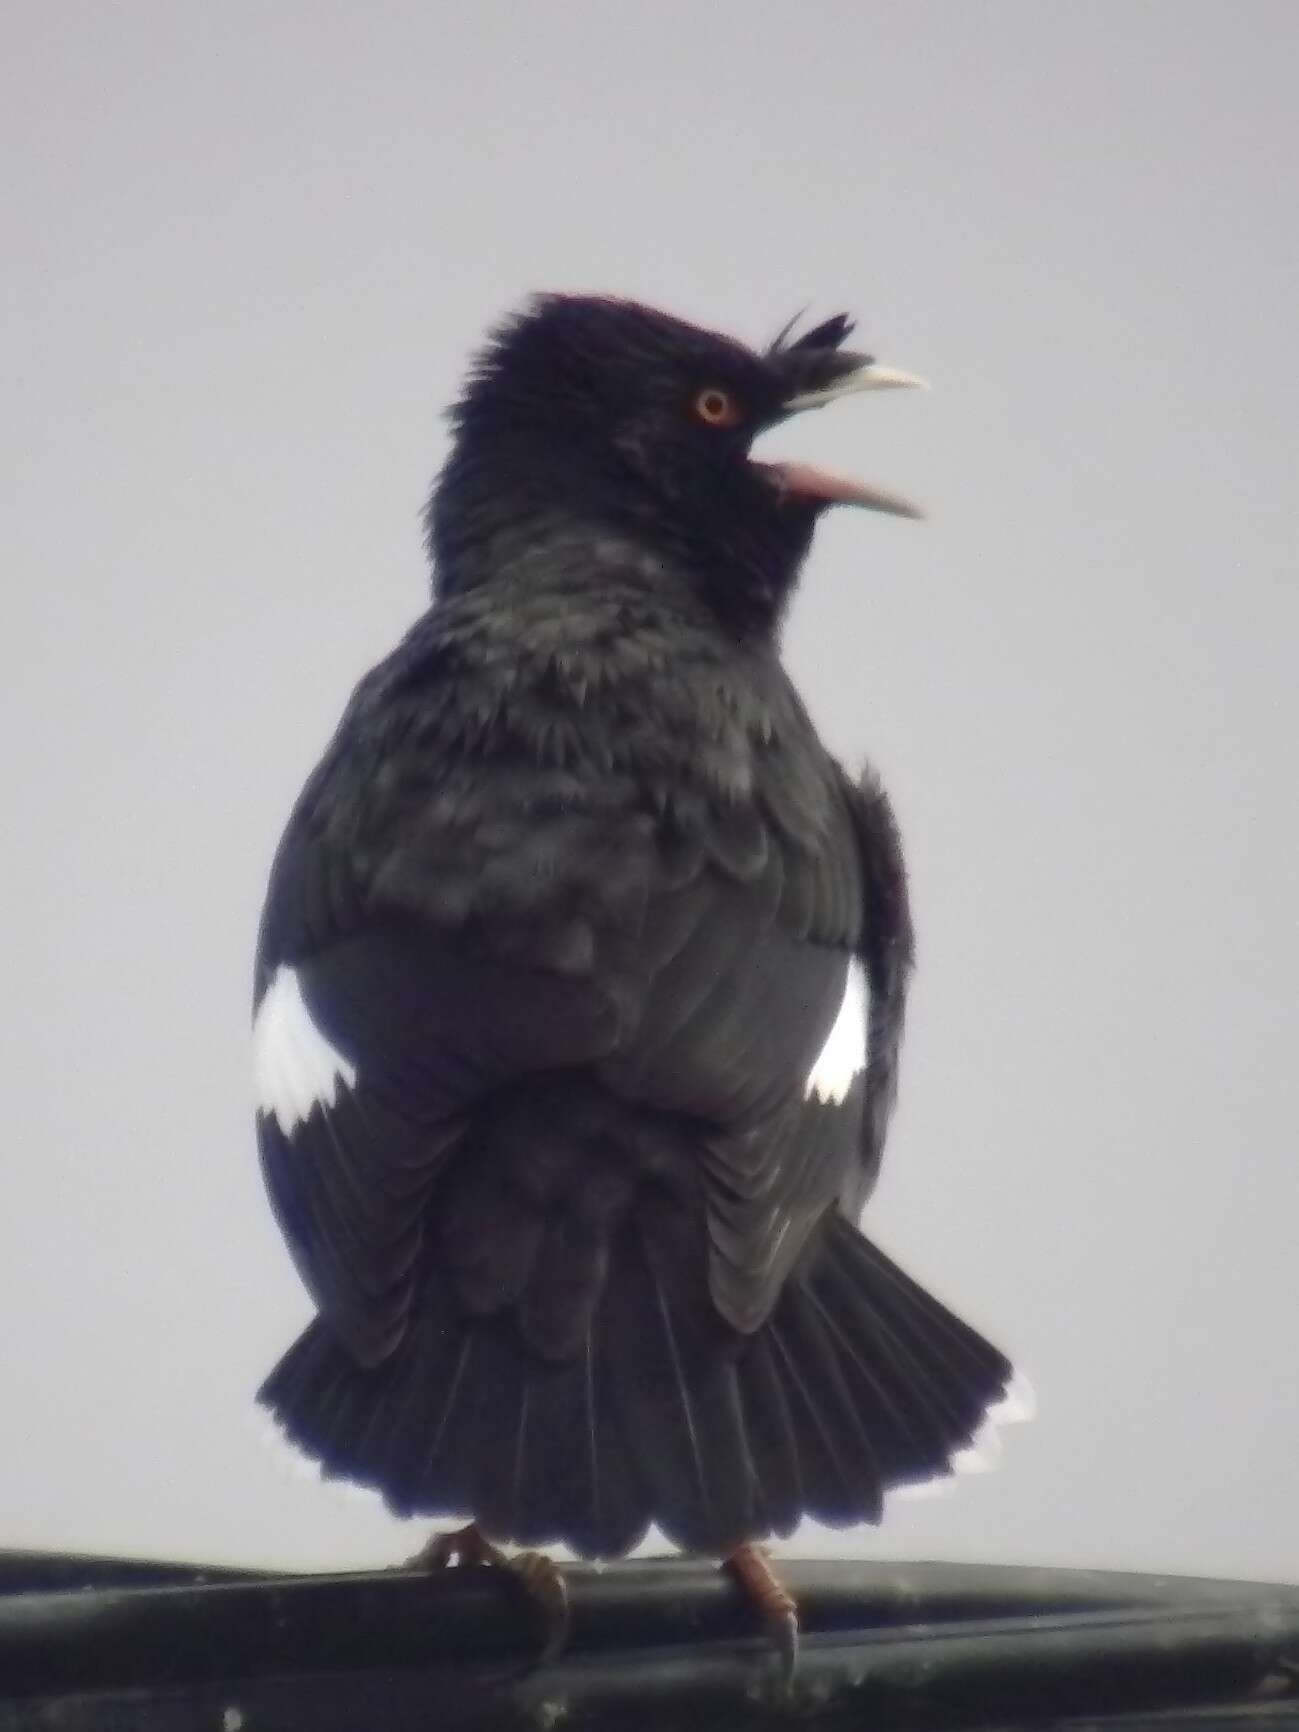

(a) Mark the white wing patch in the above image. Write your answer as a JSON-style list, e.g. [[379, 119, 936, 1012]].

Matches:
[[253, 964, 356, 1134], [804, 958, 868, 1105]]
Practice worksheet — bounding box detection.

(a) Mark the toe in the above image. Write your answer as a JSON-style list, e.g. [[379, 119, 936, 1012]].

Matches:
[[723, 1542, 802, 1683], [509, 1551, 571, 1665]]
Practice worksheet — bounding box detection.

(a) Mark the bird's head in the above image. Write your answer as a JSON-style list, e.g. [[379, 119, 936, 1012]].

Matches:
[[429, 294, 925, 637]]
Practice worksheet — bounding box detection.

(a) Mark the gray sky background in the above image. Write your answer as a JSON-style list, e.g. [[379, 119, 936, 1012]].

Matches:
[[4, 1, 1296, 1580]]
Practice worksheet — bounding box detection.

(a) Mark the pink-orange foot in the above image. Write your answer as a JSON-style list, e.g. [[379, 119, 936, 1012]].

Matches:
[[724, 1541, 800, 1683], [406, 1522, 570, 1665]]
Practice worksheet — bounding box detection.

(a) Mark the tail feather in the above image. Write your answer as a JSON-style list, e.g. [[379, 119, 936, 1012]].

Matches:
[[766, 1292, 884, 1525], [400, 1323, 486, 1518], [503, 1340, 588, 1548], [462, 1326, 531, 1540], [857, 1243, 1001, 1381], [835, 1237, 1010, 1442], [258, 1207, 1018, 1556], [596, 1212, 755, 1553], [457, 1318, 640, 1554], [793, 1216, 1015, 1493], [734, 1333, 803, 1538], [815, 1256, 965, 1469], [315, 1363, 381, 1469], [799, 1270, 950, 1480], [372, 1300, 481, 1515]]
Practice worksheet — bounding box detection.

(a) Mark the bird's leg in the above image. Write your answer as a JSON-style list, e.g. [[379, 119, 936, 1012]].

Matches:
[[723, 1542, 799, 1683], [405, 1522, 570, 1665]]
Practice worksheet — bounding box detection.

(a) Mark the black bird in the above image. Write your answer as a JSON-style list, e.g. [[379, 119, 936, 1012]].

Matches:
[[253, 295, 1023, 1662]]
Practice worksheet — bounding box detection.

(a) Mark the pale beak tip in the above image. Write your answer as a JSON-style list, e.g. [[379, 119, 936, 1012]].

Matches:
[[862, 364, 931, 394], [875, 495, 927, 523], [782, 360, 930, 412]]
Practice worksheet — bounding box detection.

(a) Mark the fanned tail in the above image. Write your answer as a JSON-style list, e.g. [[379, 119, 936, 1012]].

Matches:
[[259, 1255, 649, 1557], [739, 1214, 1021, 1538], [258, 1209, 1023, 1557]]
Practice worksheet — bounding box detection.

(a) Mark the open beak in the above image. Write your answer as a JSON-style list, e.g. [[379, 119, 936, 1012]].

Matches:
[[782, 358, 929, 413], [761, 355, 929, 520]]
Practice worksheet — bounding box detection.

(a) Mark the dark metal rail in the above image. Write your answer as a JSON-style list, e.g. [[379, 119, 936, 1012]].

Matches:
[[2, 1550, 1296, 1730]]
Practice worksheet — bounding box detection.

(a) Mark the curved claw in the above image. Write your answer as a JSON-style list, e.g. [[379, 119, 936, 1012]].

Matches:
[[405, 1523, 570, 1674], [509, 1548, 571, 1666], [724, 1542, 801, 1687]]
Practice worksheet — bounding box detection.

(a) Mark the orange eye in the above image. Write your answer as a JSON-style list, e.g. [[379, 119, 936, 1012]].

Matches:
[[693, 386, 743, 428]]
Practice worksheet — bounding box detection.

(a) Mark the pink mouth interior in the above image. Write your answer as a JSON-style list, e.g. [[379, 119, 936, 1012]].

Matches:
[[755, 459, 923, 520]]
